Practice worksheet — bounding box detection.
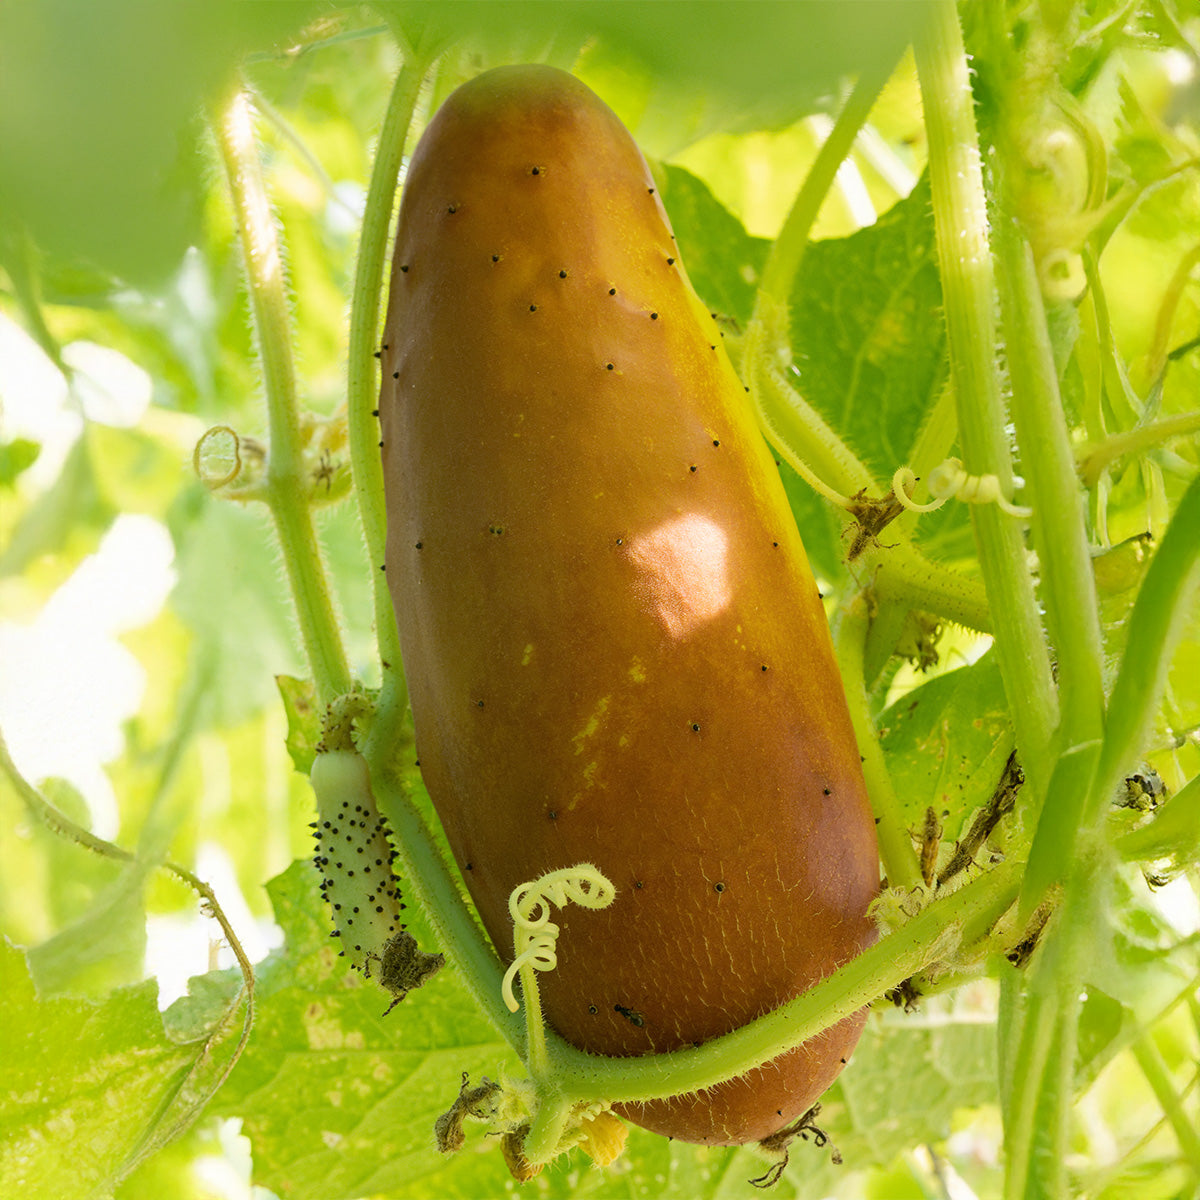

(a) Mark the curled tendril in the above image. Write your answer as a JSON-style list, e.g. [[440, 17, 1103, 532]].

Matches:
[[501, 865, 617, 1013], [893, 458, 1033, 519], [193, 424, 244, 489]]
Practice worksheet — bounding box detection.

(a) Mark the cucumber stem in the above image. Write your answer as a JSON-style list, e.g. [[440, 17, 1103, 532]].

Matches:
[[212, 86, 352, 706], [345, 38, 444, 762], [548, 861, 1020, 1104], [992, 205, 1106, 838], [367, 765, 525, 1045], [913, 0, 1058, 797], [835, 594, 924, 893]]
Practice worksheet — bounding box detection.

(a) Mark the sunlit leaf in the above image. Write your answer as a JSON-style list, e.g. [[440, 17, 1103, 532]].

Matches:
[[0, 940, 196, 1195]]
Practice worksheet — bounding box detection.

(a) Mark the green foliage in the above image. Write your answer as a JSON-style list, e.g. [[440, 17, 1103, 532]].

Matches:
[[3, 3, 1200, 1199], [0, 940, 197, 1194], [790, 175, 945, 483], [877, 652, 1015, 848]]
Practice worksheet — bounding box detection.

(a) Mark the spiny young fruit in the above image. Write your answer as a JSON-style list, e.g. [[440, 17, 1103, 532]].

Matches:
[[379, 64, 878, 1145], [309, 748, 442, 1008]]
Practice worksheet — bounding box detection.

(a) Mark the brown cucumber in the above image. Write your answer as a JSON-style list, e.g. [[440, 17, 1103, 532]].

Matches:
[[379, 64, 878, 1146]]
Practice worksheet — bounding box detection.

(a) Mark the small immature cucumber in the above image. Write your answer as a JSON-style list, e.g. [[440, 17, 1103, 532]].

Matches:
[[309, 748, 443, 1009], [379, 65, 878, 1145]]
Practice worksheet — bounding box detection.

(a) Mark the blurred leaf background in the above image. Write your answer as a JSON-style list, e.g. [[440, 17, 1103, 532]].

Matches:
[[2, 2, 1199, 1198]]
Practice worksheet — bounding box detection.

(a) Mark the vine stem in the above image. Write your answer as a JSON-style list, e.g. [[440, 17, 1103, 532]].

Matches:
[[912, 0, 1058, 797], [744, 304, 875, 503], [344, 38, 445, 764], [993, 220, 1105, 746], [1079, 409, 1200, 488], [742, 45, 897, 504], [834, 593, 924, 892], [369, 756, 1019, 1114], [1001, 371, 1200, 1200], [869, 541, 993, 633], [212, 86, 352, 707], [756, 49, 900, 308], [739, 44, 996, 641], [991, 203, 1107, 919], [547, 861, 1020, 1104], [367, 767, 525, 1045], [913, 15, 1076, 1193]]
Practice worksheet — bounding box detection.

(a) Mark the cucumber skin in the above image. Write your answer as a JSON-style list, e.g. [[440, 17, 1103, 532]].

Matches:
[[380, 64, 878, 1146]]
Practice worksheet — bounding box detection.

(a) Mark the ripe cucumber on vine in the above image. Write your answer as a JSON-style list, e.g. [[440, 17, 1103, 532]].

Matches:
[[190, 6, 1200, 1195]]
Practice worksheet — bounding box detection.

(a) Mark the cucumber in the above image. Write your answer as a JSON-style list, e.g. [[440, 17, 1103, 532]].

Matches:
[[379, 64, 878, 1146], [309, 747, 443, 1010]]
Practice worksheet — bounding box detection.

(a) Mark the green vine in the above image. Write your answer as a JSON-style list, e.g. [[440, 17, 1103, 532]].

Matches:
[[344, 35, 445, 764], [211, 84, 352, 707], [913, 0, 1059, 799]]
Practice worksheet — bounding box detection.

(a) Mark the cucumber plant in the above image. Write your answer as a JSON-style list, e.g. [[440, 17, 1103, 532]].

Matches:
[[3, 3, 1199, 1197], [175, 8, 1200, 1193]]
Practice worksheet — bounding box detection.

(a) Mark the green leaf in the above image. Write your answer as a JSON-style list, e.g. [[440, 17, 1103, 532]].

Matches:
[[0, 432, 113, 579], [0, 775, 146, 994], [876, 652, 1016, 850], [168, 495, 306, 726], [0, 437, 39, 488], [0, 939, 196, 1196], [207, 860, 862, 1198], [1075, 872, 1200, 1087], [25, 862, 149, 998], [277, 674, 320, 776], [829, 1007, 999, 1169], [207, 860, 515, 1199], [654, 163, 770, 329], [789, 176, 948, 485]]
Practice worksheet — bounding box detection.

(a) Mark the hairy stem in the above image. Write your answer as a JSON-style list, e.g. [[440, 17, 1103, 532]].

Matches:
[[871, 543, 993, 633], [213, 87, 352, 705], [548, 861, 1020, 1104], [745, 304, 876, 503], [991, 200, 1108, 921], [523, 1088, 572, 1167], [993, 216, 1106, 759], [1079, 409, 1200, 488], [1002, 878, 1092, 1200], [835, 594, 924, 892], [369, 725, 1017, 1112], [518, 962, 550, 1079], [367, 765, 524, 1045], [743, 49, 898, 506], [346, 39, 443, 764], [913, 0, 1058, 796], [756, 50, 900, 307]]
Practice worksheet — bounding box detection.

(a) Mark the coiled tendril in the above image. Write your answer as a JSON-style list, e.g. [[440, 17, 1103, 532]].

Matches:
[[893, 458, 1032, 519], [501, 865, 617, 1013]]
